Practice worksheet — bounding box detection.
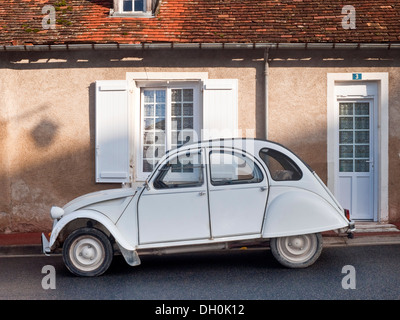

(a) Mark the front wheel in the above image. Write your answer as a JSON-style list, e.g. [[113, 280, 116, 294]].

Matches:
[[63, 228, 113, 277], [270, 233, 323, 268]]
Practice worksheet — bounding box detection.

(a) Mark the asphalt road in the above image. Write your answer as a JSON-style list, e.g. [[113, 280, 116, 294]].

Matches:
[[0, 245, 399, 301]]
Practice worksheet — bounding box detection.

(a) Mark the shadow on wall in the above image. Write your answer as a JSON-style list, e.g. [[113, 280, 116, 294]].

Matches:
[[0, 85, 115, 233]]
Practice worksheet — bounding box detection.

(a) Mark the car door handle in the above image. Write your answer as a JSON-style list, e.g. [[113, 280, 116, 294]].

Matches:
[[260, 186, 268, 191], [199, 191, 206, 196]]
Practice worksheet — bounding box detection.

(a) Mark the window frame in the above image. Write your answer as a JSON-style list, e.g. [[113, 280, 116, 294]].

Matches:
[[111, 0, 153, 17], [137, 82, 201, 181]]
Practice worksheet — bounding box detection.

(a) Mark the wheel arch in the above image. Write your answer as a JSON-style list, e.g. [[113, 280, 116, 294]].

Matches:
[[49, 210, 135, 252]]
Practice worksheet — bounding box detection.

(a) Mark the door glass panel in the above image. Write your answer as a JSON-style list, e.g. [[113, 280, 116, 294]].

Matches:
[[340, 160, 353, 172], [210, 151, 263, 186], [338, 102, 371, 173], [154, 152, 203, 189], [355, 117, 369, 129], [355, 103, 369, 115]]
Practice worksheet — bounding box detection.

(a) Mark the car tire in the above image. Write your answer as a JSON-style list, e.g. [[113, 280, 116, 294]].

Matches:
[[63, 227, 113, 277], [270, 233, 323, 268]]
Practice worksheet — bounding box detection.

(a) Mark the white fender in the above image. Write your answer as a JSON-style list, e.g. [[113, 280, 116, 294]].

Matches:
[[263, 188, 348, 238], [49, 209, 136, 252]]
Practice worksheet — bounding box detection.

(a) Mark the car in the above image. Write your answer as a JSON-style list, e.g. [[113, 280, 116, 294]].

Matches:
[[42, 138, 355, 276]]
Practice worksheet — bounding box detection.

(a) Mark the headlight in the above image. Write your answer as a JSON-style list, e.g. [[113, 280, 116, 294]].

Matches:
[[50, 206, 64, 220]]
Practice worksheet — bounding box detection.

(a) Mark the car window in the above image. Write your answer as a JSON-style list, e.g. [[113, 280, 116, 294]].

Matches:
[[259, 148, 302, 181], [209, 151, 263, 186], [153, 151, 204, 189]]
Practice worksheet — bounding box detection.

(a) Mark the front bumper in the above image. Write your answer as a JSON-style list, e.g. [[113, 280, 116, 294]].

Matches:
[[41, 233, 51, 256]]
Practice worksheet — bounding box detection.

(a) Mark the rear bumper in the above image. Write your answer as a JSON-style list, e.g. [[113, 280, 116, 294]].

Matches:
[[41, 233, 51, 256]]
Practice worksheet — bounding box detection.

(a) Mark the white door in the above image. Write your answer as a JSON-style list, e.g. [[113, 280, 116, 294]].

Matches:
[[138, 149, 210, 244], [207, 149, 268, 237], [336, 100, 376, 220]]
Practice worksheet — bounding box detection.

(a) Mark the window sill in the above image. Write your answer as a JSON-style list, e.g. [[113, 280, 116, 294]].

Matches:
[[109, 10, 154, 18]]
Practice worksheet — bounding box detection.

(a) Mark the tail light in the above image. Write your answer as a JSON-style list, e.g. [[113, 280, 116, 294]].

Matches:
[[344, 209, 351, 220]]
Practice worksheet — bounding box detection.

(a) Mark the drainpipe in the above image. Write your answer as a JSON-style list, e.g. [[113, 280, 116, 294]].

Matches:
[[264, 48, 269, 140]]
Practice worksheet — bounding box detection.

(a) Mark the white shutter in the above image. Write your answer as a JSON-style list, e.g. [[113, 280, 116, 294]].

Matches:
[[95, 80, 130, 183], [202, 79, 238, 140]]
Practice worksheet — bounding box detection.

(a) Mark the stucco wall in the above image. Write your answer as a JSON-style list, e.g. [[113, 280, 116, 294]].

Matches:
[[0, 48, 399, 233]]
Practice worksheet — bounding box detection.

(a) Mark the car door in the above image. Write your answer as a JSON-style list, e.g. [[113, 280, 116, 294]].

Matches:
[[137, 148, 210, 244], [207, 148, 268, 238]]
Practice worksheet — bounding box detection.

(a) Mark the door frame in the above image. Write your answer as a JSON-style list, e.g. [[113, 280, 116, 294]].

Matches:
[[327, 73, 389, 222]]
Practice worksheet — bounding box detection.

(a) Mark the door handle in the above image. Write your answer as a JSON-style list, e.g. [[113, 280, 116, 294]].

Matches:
[[199, 191, 206, 196], [260, 186, 268, 191]]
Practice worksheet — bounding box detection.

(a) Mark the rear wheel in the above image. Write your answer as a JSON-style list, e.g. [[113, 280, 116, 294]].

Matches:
[[63, 228, 113, 277], [270, 233, 323, 268]]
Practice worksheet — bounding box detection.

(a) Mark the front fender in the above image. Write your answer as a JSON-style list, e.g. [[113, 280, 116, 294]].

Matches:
[[263, 188, 348, 238], [49, 209, 135, 252]]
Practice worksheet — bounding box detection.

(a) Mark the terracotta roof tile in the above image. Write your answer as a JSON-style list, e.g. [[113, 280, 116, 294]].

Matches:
[[0, 0, 399, 46]]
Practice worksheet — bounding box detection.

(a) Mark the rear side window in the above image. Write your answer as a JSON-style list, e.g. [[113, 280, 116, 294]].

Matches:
[[259, 148, 302, 181]]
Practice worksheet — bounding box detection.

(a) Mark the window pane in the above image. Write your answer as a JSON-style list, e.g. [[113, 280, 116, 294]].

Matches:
[[123, 0, 133, 11], [339, 145, 353, 158], [144, 104, 153, 117], [355, 160, 369, 172], [339, 103, 353, 115], [154, 152, 203, 189], [355, 117, 369, 129], [171, 89, 181, 102], [183, 89, 193, 102], [210, 151, 263, 185], [134, 0, 144, 11], [259, 148, 302, 181], [339, 117, 353, 129], [355, 145, 369, 158], [340, 131, 353, 144], [355, 103, 369, 115], [340, 160, 353, 172], [355, 131, 369, 144]]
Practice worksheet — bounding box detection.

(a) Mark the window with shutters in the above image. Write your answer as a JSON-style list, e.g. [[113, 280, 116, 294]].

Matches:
[[95, 74, 238, 183]]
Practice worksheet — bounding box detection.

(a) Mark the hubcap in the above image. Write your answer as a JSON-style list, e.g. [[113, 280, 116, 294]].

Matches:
[[69, 236, 105, 272], [277, 234, 317, 263]]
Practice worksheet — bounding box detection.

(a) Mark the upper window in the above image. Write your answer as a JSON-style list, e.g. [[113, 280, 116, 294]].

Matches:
[[209, 151, 263, 186], [111, 0, 154, 16], [123, 0, 144, 12], [259, 148, 302, 181]]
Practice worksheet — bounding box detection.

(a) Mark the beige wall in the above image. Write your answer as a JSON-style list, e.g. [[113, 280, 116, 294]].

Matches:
[[0, 48, 399, 233]]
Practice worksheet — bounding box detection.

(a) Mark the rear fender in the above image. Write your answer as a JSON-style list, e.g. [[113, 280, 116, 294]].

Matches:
[[263, 188, 348, 238]]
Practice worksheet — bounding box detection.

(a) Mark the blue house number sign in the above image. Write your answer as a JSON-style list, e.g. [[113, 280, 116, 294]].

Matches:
[[352, 73, 362, 80]]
